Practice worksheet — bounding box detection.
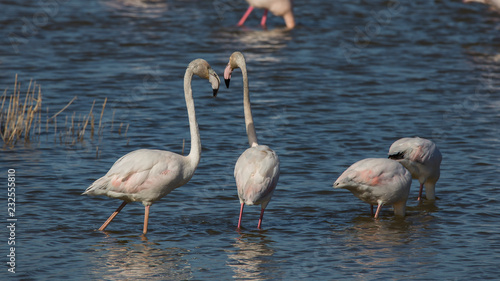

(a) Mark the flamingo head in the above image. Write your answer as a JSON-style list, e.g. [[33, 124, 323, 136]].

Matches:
[[189, 59, 220, 97], [224, 51, 246, 88]]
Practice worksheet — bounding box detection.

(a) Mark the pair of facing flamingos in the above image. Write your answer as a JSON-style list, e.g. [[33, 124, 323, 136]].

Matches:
[[83, 52, 442, 235]]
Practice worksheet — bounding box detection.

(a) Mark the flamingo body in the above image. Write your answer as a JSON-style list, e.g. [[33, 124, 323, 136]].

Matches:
[[84, 149, 191, 205], [388, 137, 442, 201], [224, 51, 280, 229], [235, 145, 280, 208], [83, 59, 220, 234], [334, 158, 412, 218]]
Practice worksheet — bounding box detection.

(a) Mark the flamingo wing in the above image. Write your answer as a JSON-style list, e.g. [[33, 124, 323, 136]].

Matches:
[[83, 149, 185, 202], [234, 145, 280, 206], [388, 137, 441, 165], [334, 158, 410, 204]]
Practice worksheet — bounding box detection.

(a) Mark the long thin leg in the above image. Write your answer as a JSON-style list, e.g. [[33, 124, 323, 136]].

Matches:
[[143, 205, 150, 235], [238, 6, 254, 26], [370, 205, 374, 216], [374, 204, 383, 219], [418, 183, 424, 201], [237, 203, 245, 229], [257, 208, 266, 229], [99, 201, 128, 231], [260, 9, 268, 27], [283, 11, 295, 29]]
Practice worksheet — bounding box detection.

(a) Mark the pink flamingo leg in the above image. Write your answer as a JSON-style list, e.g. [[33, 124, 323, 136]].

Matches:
[[260, 9, 268, 27], [257, 208, 266, 229], [237, 203, 245, 229], [238, 6, 254, 26], [99, 201, 128, 231], [374, 204, 383, 219], [418, 183, 424, 201], [143, 205, 150, 235]]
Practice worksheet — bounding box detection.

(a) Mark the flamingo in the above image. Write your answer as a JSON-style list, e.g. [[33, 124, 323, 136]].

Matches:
[[333, 158, 412, 219], [388, 137, 442, 201], [237, 0, 295, 29], [463, 0, 500, 11], [224, 51, 280, 230], [82, 59, 220, 235]]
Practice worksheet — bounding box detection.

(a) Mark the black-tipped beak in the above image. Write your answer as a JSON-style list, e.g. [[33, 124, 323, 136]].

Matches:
[[213, 88, 218, 97], [225, 78, 230, 88], [388, 152, 405, 160]]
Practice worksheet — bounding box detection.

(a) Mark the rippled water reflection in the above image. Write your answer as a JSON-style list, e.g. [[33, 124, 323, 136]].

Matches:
[[1, 0, 500, 280]]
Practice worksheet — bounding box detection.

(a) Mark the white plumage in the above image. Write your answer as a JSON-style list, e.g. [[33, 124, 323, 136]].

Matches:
[[84, 149, 190, 204], [235, 145, 280, 208], [334, 158, 412, 218], [388, 137, 442, 201]]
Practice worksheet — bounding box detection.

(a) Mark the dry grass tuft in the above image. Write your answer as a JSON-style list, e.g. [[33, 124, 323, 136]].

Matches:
[[0, 75, 42, 145], [1, 75, 129, 148]]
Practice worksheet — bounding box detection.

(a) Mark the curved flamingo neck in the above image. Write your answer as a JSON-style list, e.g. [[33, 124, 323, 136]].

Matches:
[[240, 61, 258, 147], [184, 67, 201, 167]]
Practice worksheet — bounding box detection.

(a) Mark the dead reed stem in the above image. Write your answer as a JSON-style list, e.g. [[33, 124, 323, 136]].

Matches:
[[98, 97, 107, 136], [2, 76, 129, 148], [80, 100, 95, 141], [49, 96, 77, 121]]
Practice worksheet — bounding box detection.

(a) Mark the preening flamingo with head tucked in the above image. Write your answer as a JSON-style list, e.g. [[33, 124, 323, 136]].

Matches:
[[388, 137, 442, 201], [83, 59, 220, 235], [334, 158, 412, 218], [237, 0, 295, 29], [224, 51, 280, 230]]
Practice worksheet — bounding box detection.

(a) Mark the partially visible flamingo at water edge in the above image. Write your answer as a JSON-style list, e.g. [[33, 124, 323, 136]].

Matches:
[[463, 0, 500, 11], [237, 0, 295, 29]]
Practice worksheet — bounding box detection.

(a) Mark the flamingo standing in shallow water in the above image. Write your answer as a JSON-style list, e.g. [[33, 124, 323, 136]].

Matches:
[[334, 158, 412, 218], [83, 59, 220, 235], [224, 51, 280, 230], [388, 137, 442, 201], [237, 0, 295, 29]]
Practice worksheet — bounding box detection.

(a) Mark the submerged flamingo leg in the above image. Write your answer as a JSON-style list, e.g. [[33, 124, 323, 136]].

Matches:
[[237, 203, 245, 229], [374, 204, 383, 219], [99, 201, 128, 231], [418, 183, 424, 201], [260, 9, 268, 27], [238, 6, 254, 26], [257, 208, 266, 229], [143, 205, 150, 235]]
